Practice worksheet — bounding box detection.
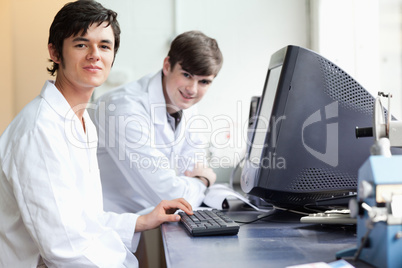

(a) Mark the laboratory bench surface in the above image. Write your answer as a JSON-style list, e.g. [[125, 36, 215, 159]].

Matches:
[[161, 203, 373, 268]]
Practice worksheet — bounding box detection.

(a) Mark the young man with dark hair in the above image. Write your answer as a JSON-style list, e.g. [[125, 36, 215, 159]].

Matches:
[[0, 1, 192, 267], [91, 30, 224, 214]]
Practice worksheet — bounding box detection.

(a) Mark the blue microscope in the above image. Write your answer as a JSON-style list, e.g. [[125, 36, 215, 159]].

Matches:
[[338, 93, 402, 267]]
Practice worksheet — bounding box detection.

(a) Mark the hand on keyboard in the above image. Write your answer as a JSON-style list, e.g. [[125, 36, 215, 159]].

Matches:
[[179, 209, 240, 236]]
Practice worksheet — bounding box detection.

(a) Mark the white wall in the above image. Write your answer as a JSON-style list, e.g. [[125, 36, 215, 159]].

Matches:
[[378, 0, 402, 118], [311, 0, 402, 119], [97, 0, 310, 163]]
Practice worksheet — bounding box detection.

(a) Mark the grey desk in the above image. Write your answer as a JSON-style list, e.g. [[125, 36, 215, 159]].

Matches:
[[161, 205, 372, 268]]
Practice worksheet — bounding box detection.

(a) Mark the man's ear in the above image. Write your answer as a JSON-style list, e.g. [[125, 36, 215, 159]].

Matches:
[[48, 43, 61, 64], [162, 56, 171, 76]]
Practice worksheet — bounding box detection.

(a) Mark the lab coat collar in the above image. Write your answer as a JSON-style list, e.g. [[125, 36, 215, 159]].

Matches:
[[148, 71, 169, 126], [40, 80, 74, 121], [40, 80, 96, 149], [40, 80, 91, 123]]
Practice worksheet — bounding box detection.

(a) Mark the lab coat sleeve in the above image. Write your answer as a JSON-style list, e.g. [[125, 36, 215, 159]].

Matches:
[[9, 128, 135, 267], [100, 211, 140, 252], [99, 102, 207, 208]]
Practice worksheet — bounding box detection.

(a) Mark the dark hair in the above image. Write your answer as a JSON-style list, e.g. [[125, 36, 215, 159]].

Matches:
[[47, 0, 120, 76], [167, 31, 223, 77]]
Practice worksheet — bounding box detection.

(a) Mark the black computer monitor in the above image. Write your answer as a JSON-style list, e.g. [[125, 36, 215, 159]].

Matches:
[[241, 45, 391, 211]]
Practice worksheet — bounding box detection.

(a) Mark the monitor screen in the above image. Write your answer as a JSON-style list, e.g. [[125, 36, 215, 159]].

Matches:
[[241, 45, 400, 211], [249, 65, 282, 163]]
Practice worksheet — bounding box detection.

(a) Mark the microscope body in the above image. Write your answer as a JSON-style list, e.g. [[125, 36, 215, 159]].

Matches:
[[339, 93, 402, 267], [355, 155, 402, 267]]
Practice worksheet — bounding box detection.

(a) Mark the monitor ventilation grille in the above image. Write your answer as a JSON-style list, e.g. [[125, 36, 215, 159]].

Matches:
[[318, 57, 373, 115], [288, 168, 357, 191]]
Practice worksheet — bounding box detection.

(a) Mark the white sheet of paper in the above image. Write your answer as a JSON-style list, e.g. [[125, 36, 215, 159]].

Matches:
[[203, 184, 270, 212]]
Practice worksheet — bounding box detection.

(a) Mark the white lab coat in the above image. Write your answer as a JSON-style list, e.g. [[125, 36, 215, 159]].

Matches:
[[90, 71, 207, 213], [0, 81, 139, 268]]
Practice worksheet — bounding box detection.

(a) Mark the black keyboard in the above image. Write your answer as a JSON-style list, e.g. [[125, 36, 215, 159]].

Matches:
[[178, 209, 240, 236]]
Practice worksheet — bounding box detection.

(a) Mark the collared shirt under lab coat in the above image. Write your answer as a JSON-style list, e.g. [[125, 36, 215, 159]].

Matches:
[[90, 71, 207, 213], [0, 81, 139, 268]]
